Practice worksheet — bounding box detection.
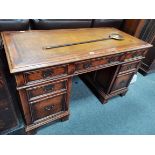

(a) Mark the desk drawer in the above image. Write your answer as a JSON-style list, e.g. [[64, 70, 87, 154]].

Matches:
[[92, 55, 121, 66], [119, 61, 140, 73], [30, 93, 66, 122], [24, 65, 67, 83], [125, 50, 144, 61], [75, 55, 121, 72], [27, 79, 67, 101], [111, 72, 134, 92]]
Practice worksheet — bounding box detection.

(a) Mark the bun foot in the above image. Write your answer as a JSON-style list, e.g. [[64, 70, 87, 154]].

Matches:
[[61, 115, 69, 122], [26, 129, 37, 135], [120, 91, 127, 97]]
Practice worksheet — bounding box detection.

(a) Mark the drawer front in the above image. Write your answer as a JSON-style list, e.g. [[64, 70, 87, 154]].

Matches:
[[30, 93, 66, 122], [75, 60, 93, 71], [111, 72, 134, 92], [24, 65, 67, 83], [120, 61, 140, 73], [125, 50, 144, 61], [75, 55, 121, 72], [92, 55, 122, 66], [27, 80, 67, 101]]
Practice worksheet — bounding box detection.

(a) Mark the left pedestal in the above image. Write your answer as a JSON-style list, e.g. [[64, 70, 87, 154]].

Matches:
[[15, 67, 73, 134]]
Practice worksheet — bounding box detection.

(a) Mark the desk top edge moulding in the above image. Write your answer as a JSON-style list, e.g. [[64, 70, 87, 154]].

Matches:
[[1, 28, 152, 74]]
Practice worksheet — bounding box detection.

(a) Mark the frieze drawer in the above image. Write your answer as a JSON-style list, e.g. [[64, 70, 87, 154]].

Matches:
[[24, 65, 67, 84], [26, 79, 67, 101], [30, 93, 67, 122], [75, 55, 122, 73], [125, 50, 145, 61]]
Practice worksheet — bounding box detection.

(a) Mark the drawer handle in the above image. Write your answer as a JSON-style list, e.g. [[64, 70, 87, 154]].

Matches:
[[119, 80, 126, 87], [127, 65, 132, 70], [108, 57, 115, 63], [133, 53, 139, 57], [84, 63, 91, 69], [42, 69, 53, 78], [43, 85, 54, 92], [44, 105, 54, 111]]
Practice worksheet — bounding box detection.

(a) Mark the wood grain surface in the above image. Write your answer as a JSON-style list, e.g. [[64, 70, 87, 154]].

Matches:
[[1, 28, 152, 73]]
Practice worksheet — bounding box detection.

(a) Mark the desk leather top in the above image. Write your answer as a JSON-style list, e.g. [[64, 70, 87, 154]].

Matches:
[[1, 28, 152, 73]]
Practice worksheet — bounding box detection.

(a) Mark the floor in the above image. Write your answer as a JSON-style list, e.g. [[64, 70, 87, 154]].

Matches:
[[37, 73, 155, 135]]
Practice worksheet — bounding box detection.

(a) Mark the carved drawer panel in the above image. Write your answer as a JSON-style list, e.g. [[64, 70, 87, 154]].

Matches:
[[125, 50, 145, 61], [30, 93, 66, 122], [26, 79, 67, 101], [24, 65, 67, 84], [111, 72, 134, 92], [119, 60, 140, 73], [75, 60, 93, 72], [92, 55, 122, 66], [75, 55, 121, 73]]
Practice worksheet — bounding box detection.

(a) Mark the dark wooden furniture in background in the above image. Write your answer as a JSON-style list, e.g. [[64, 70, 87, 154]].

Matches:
[[0, 50, 26, 134], [0, 20, 29, 134], [0, 59, 18, 134], [139, 20, 155, 75], [123, 19, 155, 75], [2, 28, 151, 134], [122, 19, 146, 37], [0, 46, 26, 135]]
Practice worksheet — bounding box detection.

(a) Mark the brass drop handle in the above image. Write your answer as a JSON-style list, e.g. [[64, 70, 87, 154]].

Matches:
[[120, 80, 126, 87], [44, 105, 54, 111], [84, 63, 91, 69], [133, 53, 139, 58], [42, 69, 53, 78], [127, 65, 132, 70], [108, 57, 115, 63], [43, 84, 54, 92]]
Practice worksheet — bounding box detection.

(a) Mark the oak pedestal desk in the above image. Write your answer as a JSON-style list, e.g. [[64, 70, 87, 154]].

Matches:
[[1, 28, 152, 134]]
